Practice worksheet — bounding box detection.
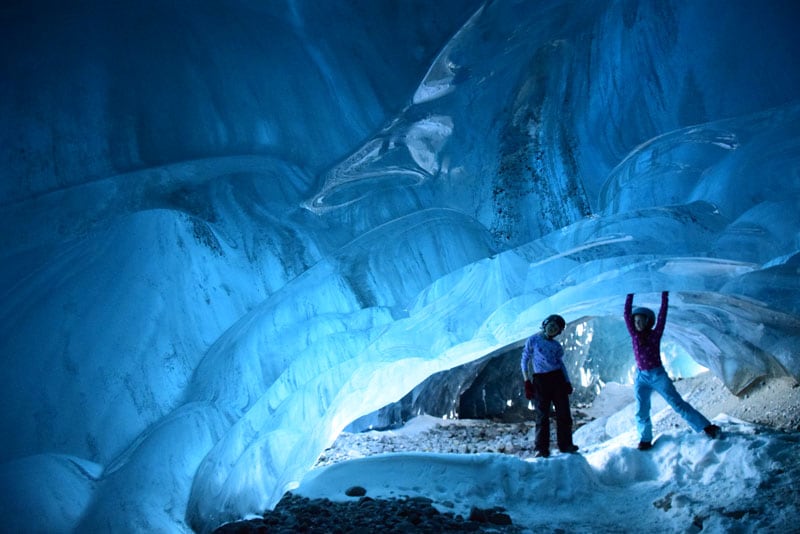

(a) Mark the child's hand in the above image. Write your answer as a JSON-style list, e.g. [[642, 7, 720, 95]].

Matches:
[[524, 380, 534, 399]]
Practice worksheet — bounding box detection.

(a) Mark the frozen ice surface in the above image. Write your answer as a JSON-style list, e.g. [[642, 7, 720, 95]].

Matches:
[[294, 415, 800, 533], [1, 1, 799, 532]]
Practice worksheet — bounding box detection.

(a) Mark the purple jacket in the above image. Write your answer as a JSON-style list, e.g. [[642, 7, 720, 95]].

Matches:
[[624, 292, 668, 371]]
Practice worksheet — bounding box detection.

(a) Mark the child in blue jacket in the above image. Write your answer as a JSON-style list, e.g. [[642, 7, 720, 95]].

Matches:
[[521, 314, 579, 457]]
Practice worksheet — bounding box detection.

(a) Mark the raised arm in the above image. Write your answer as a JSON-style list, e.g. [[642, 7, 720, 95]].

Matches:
[[624, 293, 635, 335], [654, 291, 669, 334]]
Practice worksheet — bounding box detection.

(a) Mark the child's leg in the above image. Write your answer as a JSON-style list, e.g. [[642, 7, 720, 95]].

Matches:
[[532, 379, 552, 453], [552, 384, 575, 450], [651, 368, 711, 432], [634, 371, 654, 442]]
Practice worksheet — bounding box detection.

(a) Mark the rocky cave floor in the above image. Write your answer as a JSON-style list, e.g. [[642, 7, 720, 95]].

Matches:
[[213, 373, 800, 533]]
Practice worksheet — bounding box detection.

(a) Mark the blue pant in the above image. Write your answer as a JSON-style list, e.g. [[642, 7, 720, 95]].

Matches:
[[635, 366, 711, 442]]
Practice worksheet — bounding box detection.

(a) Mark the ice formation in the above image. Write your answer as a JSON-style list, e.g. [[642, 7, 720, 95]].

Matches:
[[1, 1, 798, 532]]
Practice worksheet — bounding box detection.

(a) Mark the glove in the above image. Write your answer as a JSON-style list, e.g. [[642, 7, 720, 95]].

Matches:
[[524, 380, 534, 400], [565, 382, 574, 395]]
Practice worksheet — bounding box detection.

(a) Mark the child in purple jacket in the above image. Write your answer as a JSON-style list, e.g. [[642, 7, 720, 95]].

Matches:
[[625, 291, 721, 450]]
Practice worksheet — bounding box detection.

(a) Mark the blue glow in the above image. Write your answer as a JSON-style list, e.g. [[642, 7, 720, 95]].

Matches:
[[1, 1, 799, 531]]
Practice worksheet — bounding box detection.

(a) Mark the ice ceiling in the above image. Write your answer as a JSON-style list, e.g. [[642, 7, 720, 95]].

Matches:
[[1, 0, 799, 532]]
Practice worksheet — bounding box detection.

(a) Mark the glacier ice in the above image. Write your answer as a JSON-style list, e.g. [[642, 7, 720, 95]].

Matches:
[[1, 0, 799, 532]]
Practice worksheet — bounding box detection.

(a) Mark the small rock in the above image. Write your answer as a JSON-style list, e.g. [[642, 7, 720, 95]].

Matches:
[[489, 511, 513, 525], [345, 486, 367, 497], [468, 506, 489, 522]]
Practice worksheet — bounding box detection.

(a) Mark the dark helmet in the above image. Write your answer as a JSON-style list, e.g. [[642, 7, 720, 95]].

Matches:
[[632, 307, 656, 328], [542, 314, 566, 331]]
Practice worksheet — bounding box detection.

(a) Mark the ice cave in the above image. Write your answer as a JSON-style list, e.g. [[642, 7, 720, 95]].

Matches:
[[1, 0, 799, 532]]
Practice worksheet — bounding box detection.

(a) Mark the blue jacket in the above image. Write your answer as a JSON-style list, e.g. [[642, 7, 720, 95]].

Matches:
[[520, 332, 570, 384]]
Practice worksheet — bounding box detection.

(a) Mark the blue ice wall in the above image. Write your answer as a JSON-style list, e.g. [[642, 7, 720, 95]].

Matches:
[[1, 1, 799, 532]]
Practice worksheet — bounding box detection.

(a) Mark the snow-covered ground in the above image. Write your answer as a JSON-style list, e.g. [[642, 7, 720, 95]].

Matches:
[[295, 373, 800, 532]]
